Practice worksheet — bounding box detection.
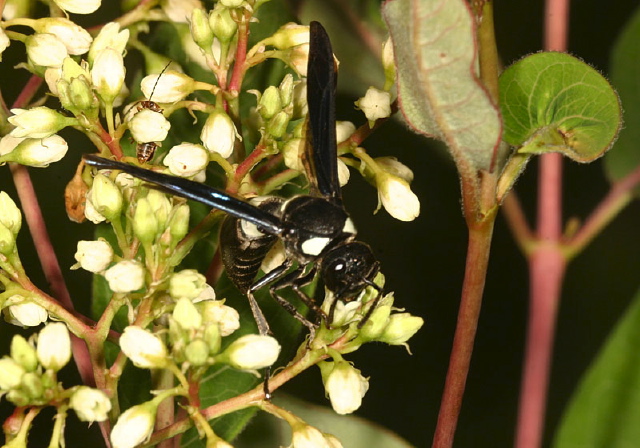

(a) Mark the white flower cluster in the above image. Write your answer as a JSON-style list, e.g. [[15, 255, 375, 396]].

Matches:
[[0, 323, 111, 423]]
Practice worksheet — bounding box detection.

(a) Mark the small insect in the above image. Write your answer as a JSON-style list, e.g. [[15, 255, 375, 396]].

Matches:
[[132, 63, 171, 164], [84, 22, 383, 392]]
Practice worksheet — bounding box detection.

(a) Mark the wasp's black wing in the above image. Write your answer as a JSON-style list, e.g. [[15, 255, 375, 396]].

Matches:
[[83, 155, 285, 236], [304, 21, 341, 204]]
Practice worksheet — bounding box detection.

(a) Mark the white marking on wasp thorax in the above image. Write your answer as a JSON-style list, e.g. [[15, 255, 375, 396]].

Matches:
[[241, 219, 265, 238], [342, 217, 357, 235], [301, 237, 331, 256]]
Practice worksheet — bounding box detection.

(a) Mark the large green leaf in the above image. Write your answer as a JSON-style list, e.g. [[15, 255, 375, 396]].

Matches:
[[382, 0, 502, 172], [500, 52, 621, 163], [553, 288, 640, 447], [605, 4, 640, 189]]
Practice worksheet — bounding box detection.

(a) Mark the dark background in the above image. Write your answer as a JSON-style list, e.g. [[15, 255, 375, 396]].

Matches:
[[1, 1, 639, 447]]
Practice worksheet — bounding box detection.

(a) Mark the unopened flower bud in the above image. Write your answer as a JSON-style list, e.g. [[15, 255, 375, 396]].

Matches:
[[73, 239, 113, 273], [21, 372, 44, 400], [375, 157, 414, 183], [120, 326, 168, 369], [141, 71, 196, 103], [267, 111, 290, 139], [200, 111, 239, 158], [382, 37, 396, 91], [0, 192, 22, 236], [335, 121, 355, 144], [90, 173, 123, 221], [10, 335, 37, 372], [52, 0, 101, 14], [88, 22, 129, 64], [163, 143, 208, 177], [223, 334, 280, 370], [355, 87, 392, 127], [337, 159, 349, 187], [279, 74, 294, 107], [91, 48, 125, 104], [68, 76, 98, 113], [190, 8, 214, 49], [288, 43, 310, 77], [292, 80, 308, 117], [84, 196, 106, 224], [8, 107, 74, 139], [358, 304, 392, 340], [168, 203, 190, 243], [203, 324, 221, 354], [70, 386, 112, 422], [219, 0, 242, 7], [0, 357, 25, 390], [282, 138, 304, 171], [161, 0, 203, 23], [4, 135, 69, 167], [110, 401, 157, 448], [7, 301, 48, 327], [129, 109, 170, 144], [133, 198, 159, 244], [209, 6, 237, 43], [173, 297, 203, 330], [169, 269, 207, 301], [378, 313, 424, 345], [34, 18, 92, 55], [104, 260, 145, 293], [0, 222, 16, 255], [198, 301, 240, 337], [145, 189, 172, 228], [291, 424, 339, 448], [259, 86, 282, 119], [320, 360, 369, 415], [185, 339, 209, 366], [376, 174, 420, 222], [37, 322, 71, 371], [25, 33, 68, 68], [268, 23, 309, 50]]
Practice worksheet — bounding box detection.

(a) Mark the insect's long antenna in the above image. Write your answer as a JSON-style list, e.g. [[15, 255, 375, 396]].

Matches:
[[147, 62, 172, 101]]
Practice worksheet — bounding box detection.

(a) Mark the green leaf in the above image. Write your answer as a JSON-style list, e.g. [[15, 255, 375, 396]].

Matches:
[[605, 4, 640, 188], [235, 394, 416, 448], [382, 0, 502, 172], [499, 52, 622, 163], [553, 288, 640, 448]]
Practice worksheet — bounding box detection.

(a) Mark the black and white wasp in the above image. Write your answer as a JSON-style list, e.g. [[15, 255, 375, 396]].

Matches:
[[84, 21, 382, 340]]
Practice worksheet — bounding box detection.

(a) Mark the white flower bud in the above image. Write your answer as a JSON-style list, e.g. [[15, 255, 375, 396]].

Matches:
[[320, 361, 369, 415], [0, 28, 10, 60], [70, 386, 112, 422], [200, 111, 239, 158], [288, 43, 310, 77], [128, 109, 170, 144], [84, 196, 106, 223], [0, 135, 23, 158], [378, 313, 424, 345], [324, 433, 344, 448], [141, 70, 195, 103], [173, 297, 203, 330], [193, 284, 216, 303], [110, 401, 157, 448], [89, 173, 123, 221], [91, 48, 126, 104], [8, 107, 73, 139], [282, 138, 304, 171], [163, 143, 208, 177], [88, 22, 129, 63], [120, 326, 168, 369], [198, 301, 240, 337], [37, 322, 72, 371], [355, 87, 392, 127], [223, 334, 280, 370], [26, 33, 68, 67], [268, 23, 310, 50], [52, 0, 101, 14], [162, 0, 203, 23], [7, 301, 48, 327], [0, 222, 15, 255], [335, 121, 355, 144], [4, 135, 68, 167], [104, 260, 145, 293], [34, 18, 92, 55], [376, 174, 420, 222], [10, 335, 38, 372], [375, 157, 414, 183], [327, 300, 361, 327], [73, 239, 113, 273], [291, 424, 335, 448], [337, 159, 349, 187], [0, 357, 25, 390], [0, 192, 22, 236], [169, 269, 207, 300]]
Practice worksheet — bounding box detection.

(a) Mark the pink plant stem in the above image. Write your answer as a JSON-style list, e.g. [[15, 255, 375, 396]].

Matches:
[[515, 0, 570, 446]]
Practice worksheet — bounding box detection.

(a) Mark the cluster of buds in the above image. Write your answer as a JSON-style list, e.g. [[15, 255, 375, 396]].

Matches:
[[0, 323, 110, 426]]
